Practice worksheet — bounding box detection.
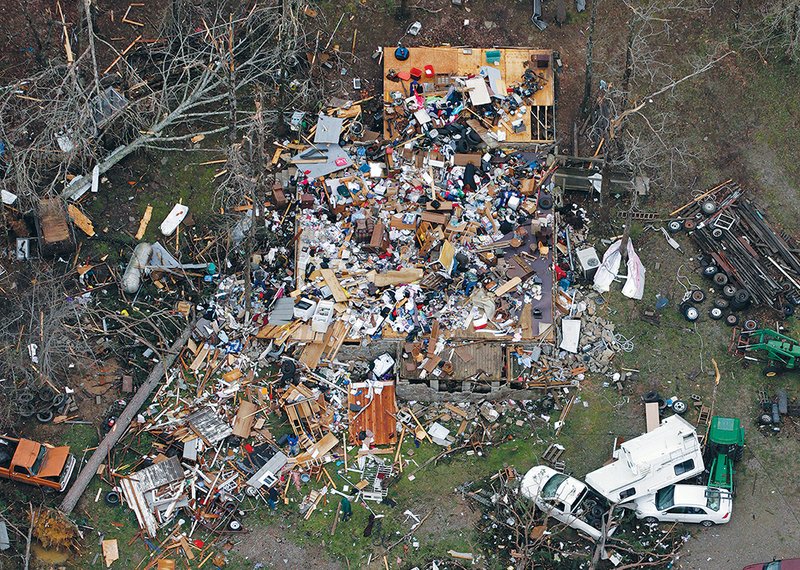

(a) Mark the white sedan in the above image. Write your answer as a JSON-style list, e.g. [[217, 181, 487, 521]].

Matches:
[[634, 484, 732, 526]]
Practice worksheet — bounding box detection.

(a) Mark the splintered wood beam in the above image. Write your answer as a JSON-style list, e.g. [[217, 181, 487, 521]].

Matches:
[[104, 35, 143, 74], [57, 1, 74, 64]]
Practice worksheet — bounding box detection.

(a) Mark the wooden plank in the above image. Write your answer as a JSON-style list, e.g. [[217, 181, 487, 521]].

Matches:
[[320, 268, 348, 303], [67, 204, 95, 237], [135, 205, 153, 239], [232, 400, 258, 438], [495, 276, 522, 297], [645, 402, 660, 433]]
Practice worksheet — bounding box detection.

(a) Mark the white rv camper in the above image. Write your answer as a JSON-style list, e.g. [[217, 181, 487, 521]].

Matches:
[[584, 415, 704, 504]]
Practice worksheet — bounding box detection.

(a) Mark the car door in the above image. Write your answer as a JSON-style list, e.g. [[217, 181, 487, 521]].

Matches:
[[661, 506, 689, 522], [681, 506, 709, 523]]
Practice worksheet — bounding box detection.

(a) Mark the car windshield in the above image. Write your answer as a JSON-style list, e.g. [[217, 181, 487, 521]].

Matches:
[[30, 447, 47, 476], [541, 474, 569, 498], [705, 489, 721, 511], [655, 485, 675, 510]]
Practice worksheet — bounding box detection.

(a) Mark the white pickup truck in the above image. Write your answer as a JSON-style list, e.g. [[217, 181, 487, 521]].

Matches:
[[521, 465, 617, 541]]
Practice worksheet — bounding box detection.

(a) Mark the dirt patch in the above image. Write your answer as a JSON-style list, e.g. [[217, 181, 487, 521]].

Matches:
[[231, 522, 343, 569]]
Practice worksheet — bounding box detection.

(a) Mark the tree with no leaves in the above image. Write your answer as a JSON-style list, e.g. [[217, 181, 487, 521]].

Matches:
[[0, 0, 318, 211]]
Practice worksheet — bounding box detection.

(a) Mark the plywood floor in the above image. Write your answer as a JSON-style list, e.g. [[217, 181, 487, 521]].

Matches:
[[383, 46, 555, 142], [348, 381, 397, 446]]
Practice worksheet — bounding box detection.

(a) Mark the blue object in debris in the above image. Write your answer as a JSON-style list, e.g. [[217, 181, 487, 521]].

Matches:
[[395, 45, 410, 61], [655, 294, 669, 310]]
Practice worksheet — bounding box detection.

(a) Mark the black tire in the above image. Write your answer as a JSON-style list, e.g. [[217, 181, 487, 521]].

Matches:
[[785, 305, 796, 317], [672, 400, 688, 414], [734, 446, 744, 462], [701, 520, 714, 527], [701, 201, 717, 215], [722, 284, 737, 298], [714, 298, 730, 309], [38, 387, 55, 402], [105, 491, 121, 506], [668, 220, 683, 233], [731, 289, 751, 310], [684, 305, 700, 322], [713, 272, 729, 286], [51, 393, 66, 409], [643, 391, 661, 403], [539, 194, 553, 210], [16, 391, 35, 404], [702, 265, 718, 278], [744, 319, 758, 331], [643, 516, 659, 524], [711, 228, 724, 239], [17, 403, 35, 418], [36, 410, 54, 423], [691, 289, 706, 303], [763, 365, 784, 378], [725, 314, 739, 327], [709, 307, 724, 320]]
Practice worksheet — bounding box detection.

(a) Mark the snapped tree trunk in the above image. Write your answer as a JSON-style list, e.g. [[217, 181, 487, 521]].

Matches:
[[580, 0, 599, 119]]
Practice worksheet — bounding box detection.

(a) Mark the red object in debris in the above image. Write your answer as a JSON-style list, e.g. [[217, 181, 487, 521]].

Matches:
[[397, 71, 411, 81], [423, 64, 435, 78], [243, 443, 254, 453], [193, 539, 205, 548], [335, 157, 348, 166], [409, 67, 423, 80], [555, 265, 567, 280]]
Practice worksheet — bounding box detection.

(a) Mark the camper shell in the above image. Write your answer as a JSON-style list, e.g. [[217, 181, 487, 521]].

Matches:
[[585, 415, 704, 504]]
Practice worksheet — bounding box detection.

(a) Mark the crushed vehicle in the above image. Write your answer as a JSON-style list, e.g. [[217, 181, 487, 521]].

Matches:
[[520, 465, 617, 541], [584, 415, 704, 504], [0, 436, 76, 492], [633, 484, 732, 526]]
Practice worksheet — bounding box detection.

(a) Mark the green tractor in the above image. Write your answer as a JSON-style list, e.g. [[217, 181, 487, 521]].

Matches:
[[738, 329, 800, 377], [705, 416, 745, 494]]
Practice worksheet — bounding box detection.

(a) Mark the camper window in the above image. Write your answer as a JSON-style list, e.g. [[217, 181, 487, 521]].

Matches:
[[673, 459, 695, 476], [619, 488, 636, 500]]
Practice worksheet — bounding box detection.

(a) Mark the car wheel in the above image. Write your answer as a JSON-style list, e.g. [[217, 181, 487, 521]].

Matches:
[[691, 289, 706, 303], [713, 298, 730, 309], [667, 220, 683, 233], [701, 520, 714, 527], [683, 305, 699, 322], [643, 517, 659, 524], [712, 272, 729, 286], [672, 400, 688, 414], [725, 313, 739, 327], [709, 307, 724, 320], [702, 265, 718, 278], [722, 284, 737, 298]]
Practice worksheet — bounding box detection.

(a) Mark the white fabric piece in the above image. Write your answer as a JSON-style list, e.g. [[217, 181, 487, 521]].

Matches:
[[593, 240, 645, 300]]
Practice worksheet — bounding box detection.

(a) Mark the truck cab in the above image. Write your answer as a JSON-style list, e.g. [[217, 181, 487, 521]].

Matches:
[[0, 436, 76, 492], [521, 465, 617, 541]]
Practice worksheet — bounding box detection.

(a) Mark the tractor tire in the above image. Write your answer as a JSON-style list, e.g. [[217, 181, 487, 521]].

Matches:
[[735, 446, 744, 462], [709, 307, 724, 320], [672, 400, 688, 415], [691, 289, 706, 303], [725, 314, 739, 327], [667, 220, 683, 233], [702, 265, 718, 278], [763, 365, 784, 378], [713, 272, 729, 286], [714, 298, 730, 310], [722, 284, 737, 298]]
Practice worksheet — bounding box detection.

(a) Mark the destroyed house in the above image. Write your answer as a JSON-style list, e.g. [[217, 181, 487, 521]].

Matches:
[[584, 415, 704, 504]]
